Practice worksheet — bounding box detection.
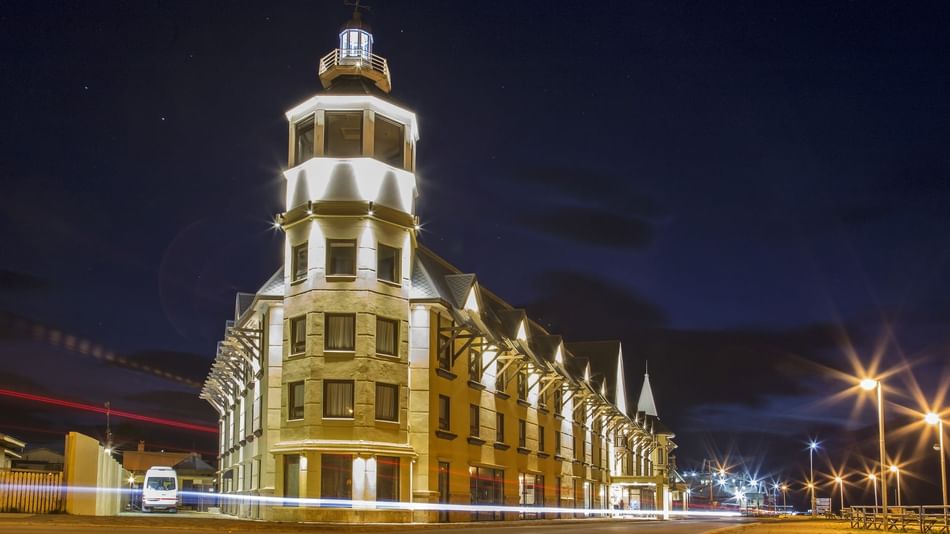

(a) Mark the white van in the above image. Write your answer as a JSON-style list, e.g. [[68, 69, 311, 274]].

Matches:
[[142, 466, 178, 513]]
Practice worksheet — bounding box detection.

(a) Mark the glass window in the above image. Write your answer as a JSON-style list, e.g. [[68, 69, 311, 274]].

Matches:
[[470, 467, 504, 521], [438, 395, 450, 431], [518, 419, 527, 448], [323, 380, 354, 418], [320, 454, 353, 500], [495, 361, 506, 393], [295, 117, 314, 166], [375, 383, 398, 421], [325, 111, 363, 157], [325, 314, 355, 351], [288, 381, 304, 420], [495, 412, 505, 443], [469, 404, 479, 437], [539, 426, 545, 452], [327, 239, 357, 276], [377, 456, 399, 502], [376, 317, 398, 356], [284, 455, 300, 501], [377, 244, 400, 283], [554, 388, 562, 414], [555, 431, 561, 455], [374, 115, 405, 168], [517, 369, 527, 401], [290, 316, 306, 354], [292, 242, 308, 281], [468, 349, 481, 381]]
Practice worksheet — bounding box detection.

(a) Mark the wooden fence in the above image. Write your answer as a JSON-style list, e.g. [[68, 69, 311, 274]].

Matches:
[[0, 470, 65, 513]]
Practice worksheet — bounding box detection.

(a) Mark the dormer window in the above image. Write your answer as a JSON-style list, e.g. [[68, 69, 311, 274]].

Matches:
[[325, 111, 363, 157]]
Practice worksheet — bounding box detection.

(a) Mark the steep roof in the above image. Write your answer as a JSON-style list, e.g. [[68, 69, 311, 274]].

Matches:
[[637, 368, 658, 417]]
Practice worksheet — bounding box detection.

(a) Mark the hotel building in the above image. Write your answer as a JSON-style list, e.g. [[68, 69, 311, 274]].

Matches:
[[200, 11, 683, 523]]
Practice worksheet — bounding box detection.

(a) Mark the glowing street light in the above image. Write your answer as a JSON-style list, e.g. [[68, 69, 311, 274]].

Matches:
[[808, 440, 819, 517], [924, 412, 947, 527], [780, 484, 788, 512], [834, 476, 845, 514], [889, 465, 901, 508], [868, 473, 879, 509], [859, 378, 889, 520]]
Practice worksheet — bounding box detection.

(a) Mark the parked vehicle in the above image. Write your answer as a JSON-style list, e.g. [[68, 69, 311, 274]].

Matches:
[[142, 466, 178, 513]]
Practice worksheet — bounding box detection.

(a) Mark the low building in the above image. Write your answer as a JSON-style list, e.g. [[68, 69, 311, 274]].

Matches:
[[0, 433, 26, 470], [122, 441, 216, 505], [10, 447, 64, 472], [201, 10, 683, 523]]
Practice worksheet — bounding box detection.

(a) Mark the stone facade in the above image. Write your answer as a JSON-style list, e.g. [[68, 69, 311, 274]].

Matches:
[[201, 13, 683, 523]]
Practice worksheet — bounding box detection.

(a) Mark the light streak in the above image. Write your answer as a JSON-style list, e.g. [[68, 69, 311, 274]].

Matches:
[[0, 389, 216, 434], [0, 484, 743, 518]]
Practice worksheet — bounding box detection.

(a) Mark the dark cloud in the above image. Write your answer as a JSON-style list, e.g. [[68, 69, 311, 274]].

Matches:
[[0, 269, 48, 292], [123, 390, 216, 421], [517, 207, 654, 248], [124, 350, 213, 384], [512, 167, 666, 218]]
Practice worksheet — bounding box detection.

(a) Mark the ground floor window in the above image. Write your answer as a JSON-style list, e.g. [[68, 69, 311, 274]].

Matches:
[[376, 456, 399, 501], [518, 473, 544, 518], [283, 455, 300, 504], [438, 462, 450, 523], [321, 454, 353, 503], [470, 466, 503, 521]]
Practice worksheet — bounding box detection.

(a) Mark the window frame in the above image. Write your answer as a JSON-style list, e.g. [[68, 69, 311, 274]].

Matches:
[[294, 116, 315, 166], [326, 239, 358, 277], [292, 242, 308, 282], [324, 313, 356, 352], [324, 110, 364, 158], [373, 114, 406, 169], [495, 412, 505, 443], [438, 395, 451, 431], [288, 381, 305, 421], [323, 379, 355, 419], [469, 404, 480, 437], [376, 243, 401, 284], [375, 382, 399, 422], [376, 456, 400, 502], [518, 419, 527, 449], [375, 316, 399, 357], [290, 315, 307, 355]]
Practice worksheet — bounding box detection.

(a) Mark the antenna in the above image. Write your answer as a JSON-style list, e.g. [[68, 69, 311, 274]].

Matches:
[[645, 360, 649, 375], [344, 0, 371, 16]]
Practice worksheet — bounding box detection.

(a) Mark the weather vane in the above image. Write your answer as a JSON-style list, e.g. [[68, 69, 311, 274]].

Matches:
[[344, 0, 371, 16]]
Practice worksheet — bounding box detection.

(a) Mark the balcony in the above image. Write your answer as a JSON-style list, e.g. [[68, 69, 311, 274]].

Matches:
[[318, 49, 391, 93]]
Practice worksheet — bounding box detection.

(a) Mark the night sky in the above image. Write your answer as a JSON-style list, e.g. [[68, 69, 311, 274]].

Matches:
[[2, 0, 950, 508]]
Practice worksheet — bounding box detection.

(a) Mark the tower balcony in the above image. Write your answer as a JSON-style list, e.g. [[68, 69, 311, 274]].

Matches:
[[318, 49, 391, 93]]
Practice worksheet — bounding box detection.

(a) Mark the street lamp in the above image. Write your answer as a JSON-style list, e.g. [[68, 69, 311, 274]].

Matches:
[[808, 441, 819, 517], [869, 473, 879, 509], [889, 465, 901, 508], [860, 378, 889, 520], [924, 412, 947, 527], [780, 484, 788, 513], [834, 476, 845, 515]]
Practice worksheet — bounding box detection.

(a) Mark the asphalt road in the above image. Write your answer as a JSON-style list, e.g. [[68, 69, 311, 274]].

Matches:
[[0, 518, 749, 534]]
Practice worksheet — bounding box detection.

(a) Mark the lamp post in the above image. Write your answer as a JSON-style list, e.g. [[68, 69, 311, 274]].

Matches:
[[834, 476, 845, 515], [925, 412, 947, 527], [781, 484, 788, 513], [808, 441, 819, 517], [860, 378, 888, 521], [869, 473, 878, 509], [889, 465, 901, 508]]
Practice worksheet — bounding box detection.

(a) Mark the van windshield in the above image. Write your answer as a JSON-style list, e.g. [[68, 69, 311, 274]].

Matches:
[[146, 477, 176, 491]]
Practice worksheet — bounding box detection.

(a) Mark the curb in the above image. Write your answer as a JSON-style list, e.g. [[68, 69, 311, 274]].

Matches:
[[702, 523, 759, 534]]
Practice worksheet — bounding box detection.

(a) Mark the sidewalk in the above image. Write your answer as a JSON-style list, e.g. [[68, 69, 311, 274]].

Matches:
[[714, 519, 864, 534]]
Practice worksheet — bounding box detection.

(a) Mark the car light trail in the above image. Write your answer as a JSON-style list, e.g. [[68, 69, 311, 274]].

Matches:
[[0, 388, 216, 434], [0, 484, 743, 518]]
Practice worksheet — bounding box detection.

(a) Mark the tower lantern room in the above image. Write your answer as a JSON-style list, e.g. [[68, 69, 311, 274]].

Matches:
[[319, 8, 391, 93], [339, 12, 373, 61]]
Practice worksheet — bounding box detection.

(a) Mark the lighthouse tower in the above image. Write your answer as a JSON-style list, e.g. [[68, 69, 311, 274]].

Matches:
[[274, 7, 419, 510]]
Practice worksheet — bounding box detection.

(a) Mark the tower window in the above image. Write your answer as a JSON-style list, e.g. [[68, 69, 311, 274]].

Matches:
[[325, 111, 363, 157], [290, 315, 306, 355], [325, 313, 355, 352], [375, 317, 398, 356], [374, 115, 405, 169], [323, 380, 354, 418], [292, 242, 308, 282], [438, 395, 450, 431], [294, 117, 315, 166], [327, 239, 357, 276], [377, 244, 400, 283]]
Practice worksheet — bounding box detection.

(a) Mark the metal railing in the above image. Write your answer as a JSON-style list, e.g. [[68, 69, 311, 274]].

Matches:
[[318, 48, 391, 84], [849, 505, 950, 532]]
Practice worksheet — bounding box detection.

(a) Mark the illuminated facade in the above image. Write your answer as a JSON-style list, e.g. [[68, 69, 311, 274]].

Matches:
[[200, 12, 682, 523]]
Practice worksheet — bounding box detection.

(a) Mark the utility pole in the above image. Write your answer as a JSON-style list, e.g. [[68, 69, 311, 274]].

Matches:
[[104, 401, 113, 454]]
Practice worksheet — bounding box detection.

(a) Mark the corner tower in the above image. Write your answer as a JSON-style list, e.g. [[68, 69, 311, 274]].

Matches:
[[273, 8, 419, 511]]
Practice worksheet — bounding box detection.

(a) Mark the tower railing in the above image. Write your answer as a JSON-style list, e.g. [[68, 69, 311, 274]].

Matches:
[[318, 48, 391, 91]]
